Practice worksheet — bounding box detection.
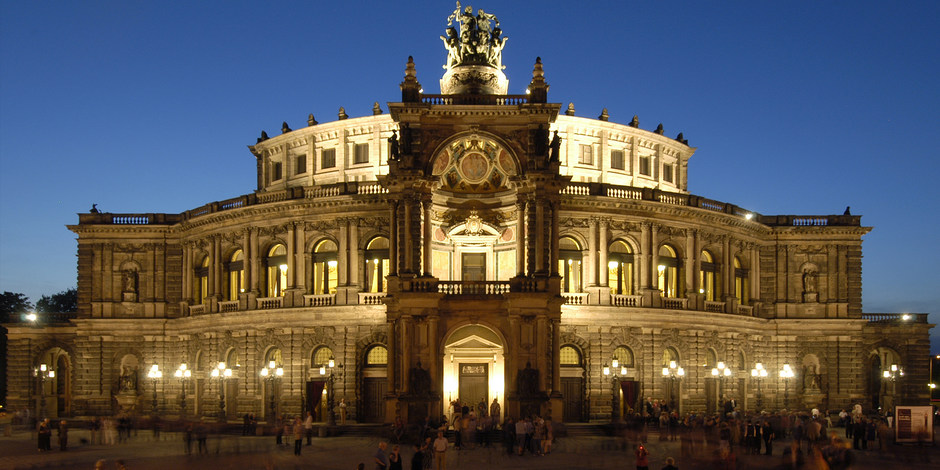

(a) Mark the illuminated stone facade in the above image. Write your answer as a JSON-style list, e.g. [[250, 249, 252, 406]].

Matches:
[[4, 6, 931, 425]]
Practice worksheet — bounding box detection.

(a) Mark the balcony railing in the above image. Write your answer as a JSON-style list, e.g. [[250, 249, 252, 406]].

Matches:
[[704, 301, 725, 313], [663, 297, 688, 310], [862, 313, 928, 323], [419, 94, 529, 105], [188, 304, 206, 315], [358, 292, 387, 305], [257, 297, 283, 310], [562, 293, 589, 305], [303, 294, 335, 307], [612, 294, 643, 307], [438, 281, 511, 295], [218, 300, 239, 313]]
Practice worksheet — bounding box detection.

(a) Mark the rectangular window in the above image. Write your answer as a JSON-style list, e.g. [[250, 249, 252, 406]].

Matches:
[[639, 156, 651, 176], [295, 154, 306, 175], [579, 144, 593, 165], [610, 149, 625, 170], [272, 162, 282, 181], [321, 148, 336, 169], [663, 164, 673, 183], [354, 143, 369, 164]]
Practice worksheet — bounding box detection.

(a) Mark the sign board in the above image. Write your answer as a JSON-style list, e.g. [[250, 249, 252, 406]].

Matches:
[[895, 405, 934, 443]]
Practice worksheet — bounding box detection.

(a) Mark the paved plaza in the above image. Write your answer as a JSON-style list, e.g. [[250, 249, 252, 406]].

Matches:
[[0, 426, 937, 470]]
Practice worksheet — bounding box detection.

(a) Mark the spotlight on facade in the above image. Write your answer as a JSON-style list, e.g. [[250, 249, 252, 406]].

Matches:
[[901, 314, 911, 321], [745, 213, 753, 220], [25, 312, 37, 322]]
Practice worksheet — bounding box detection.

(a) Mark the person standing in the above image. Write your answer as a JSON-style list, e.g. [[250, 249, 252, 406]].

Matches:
[[661, 457, 679, 470], [635, 444, 650, 470], [57, 420, 68, 451], [389, 444, 403, 470], [38, 419, 51, 451], [410, 443, 425, 470], [304, 412, 314, 445], [761, 421, 775, 456], [339, 398, 348, 425], [433, 431, 448, 470], [374, 441, 389, 470], [293, 417, 304, 456]]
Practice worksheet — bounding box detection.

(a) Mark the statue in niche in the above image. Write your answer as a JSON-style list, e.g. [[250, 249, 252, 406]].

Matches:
[[802, 269, 817, 294], [517, 361, 539, 398], [409, 361, 432, 397], [803, 364, 821, 391], [119, 366, 138, 392], [388, 130, 400, 162], [122, 270, 138, 294], [549, 131, 561, 163]]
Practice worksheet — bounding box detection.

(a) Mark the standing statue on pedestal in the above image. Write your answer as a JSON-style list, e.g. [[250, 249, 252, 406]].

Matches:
[[443, 2, 508, 70]]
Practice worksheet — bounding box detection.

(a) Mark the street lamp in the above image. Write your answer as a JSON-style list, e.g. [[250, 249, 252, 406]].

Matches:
[[603, 359, 629, 421], [882, 363, 904, 410], [661, 360, 685, 413], [210, 362, 232, 422], [33, 364, 55, 419], [319, 357, 344, 426], [260, 360, 283, 423], [750, 363, 768, 410], [174, 364, 192, 416], [711, 361, 733, 408], [779, 363, 795, 410], [147, 364, 162, 415]]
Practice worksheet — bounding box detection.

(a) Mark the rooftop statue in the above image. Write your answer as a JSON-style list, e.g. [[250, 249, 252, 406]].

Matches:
[[442, 2, 507, 70]]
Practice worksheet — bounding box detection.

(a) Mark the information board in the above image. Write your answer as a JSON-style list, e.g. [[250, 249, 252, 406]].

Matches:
[[895, 405, 934, 443]]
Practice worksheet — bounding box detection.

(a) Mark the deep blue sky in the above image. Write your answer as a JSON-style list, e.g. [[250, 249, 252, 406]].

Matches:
[[1, 1, 937, 349]]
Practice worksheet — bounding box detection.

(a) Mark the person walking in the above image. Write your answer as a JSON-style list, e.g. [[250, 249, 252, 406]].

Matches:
[[433, 431, 448, 470], [635, 444, 650, 470], [374, 441, 389, 470], [293, 417, 304, 456], [57, 420, 68, 451], [410, 443, 425, 470], [304, 412, 314, 445]]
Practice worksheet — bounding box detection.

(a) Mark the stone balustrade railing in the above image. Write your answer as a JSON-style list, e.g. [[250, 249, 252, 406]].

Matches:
[[188, 304, 206, 315], [438, 281, 511, 295], [419, 94, 529, 105], [612, 294, 643, 307], [862, 313, 928, 323], [257, 297, 283, 310], [663, 297, 688, 310], [303, 294, 335, 307], [358, 292, 387, 305], [704, 301, 725, 313], [218, 300, 239, 313], [562, 293, 589, 305]]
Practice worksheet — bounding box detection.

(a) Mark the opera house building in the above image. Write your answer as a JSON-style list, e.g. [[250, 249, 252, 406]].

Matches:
[[5, 6, 931, 426]]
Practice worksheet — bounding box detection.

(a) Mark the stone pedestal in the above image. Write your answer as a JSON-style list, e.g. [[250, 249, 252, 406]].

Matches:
[[440, 65, 508, 95], [114, 392, 139, 415]]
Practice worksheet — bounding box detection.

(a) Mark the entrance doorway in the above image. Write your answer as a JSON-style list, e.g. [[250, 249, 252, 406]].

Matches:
[[361, 378, 387, 423], [459, 364, 488, 406], [561, 377, 583, 421], [443, 325, 504, 422]]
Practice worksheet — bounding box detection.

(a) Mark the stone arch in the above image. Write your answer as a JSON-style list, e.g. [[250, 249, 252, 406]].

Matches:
[[427, 130, 523, 180]]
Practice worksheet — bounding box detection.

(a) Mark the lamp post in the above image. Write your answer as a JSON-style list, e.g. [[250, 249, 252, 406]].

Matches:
[[210, 362, 232, 422], [174, 364, 192, 416], [33, 364, 55, 420], [750, 363, 768, 410], [603, 358, 629, 421], [882, 363, 904, 410], [661, 360, 685, 413], [147, 364, 162, 415], [711, 361, 732, 409], [25, 312, 37, 423], [260, 361, 283, 423], [779, 363, 795, 410], [319, 357, 344, 426]]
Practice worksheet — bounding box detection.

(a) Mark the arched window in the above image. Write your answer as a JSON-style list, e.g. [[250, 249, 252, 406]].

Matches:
[[365, 345, 388, 366], [194, 255, 209, 302], [657, 245, 682, 298], [705, 349, 718, 368], [700, 250, 719, 301], [662, 347, 679, 367], [226, 250, 245, 301], [265, 348, 283, 367], [612, 346, 635, 368], [226, 348, 240, 371], [608, 240, 634, 295], [312, 240, 338, 295], [734, 256, 748, 305], [560, 345, 582, 367], [559, 237, 582, 293], [364, 237, 390, 293], [312, 346, 333, 368], [265, 244, 288, 297]]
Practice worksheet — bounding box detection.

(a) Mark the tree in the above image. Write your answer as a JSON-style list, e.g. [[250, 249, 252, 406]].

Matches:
[[35, 288, 77, 313], [0, 291, 32, 407]]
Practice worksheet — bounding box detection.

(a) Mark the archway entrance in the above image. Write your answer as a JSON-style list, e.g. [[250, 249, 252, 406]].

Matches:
[[442, 325, 505, 422]]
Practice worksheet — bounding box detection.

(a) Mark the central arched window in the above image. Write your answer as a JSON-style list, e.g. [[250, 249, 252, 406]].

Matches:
[[312, 240, 338, 295], [608, 240, 634, 295], [662, 347, 679, 367], [700, 250, 719, 301], [559, 237, 582, 293], [612, 346, 635, 368], [194, 255, 209, 302], [364, 237, 390, 293], [734, 256, 749, 305], [365, 345, 388, 366], [226, 250, 245, 301], [312, 346, 333, 368], [560, 345, 582, 367], [657, 244, 682, 298], [265, 244, 288, 297]]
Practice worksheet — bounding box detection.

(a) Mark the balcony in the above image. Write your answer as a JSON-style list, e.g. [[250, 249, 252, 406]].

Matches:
[[862, 313, 929, 324]]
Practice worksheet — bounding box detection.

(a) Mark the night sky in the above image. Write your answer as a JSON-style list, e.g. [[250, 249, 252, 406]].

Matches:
[[1, 1, 937, 350]]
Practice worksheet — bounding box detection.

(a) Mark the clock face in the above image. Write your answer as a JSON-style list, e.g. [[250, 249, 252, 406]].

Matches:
[[432, 136, 516, 193]]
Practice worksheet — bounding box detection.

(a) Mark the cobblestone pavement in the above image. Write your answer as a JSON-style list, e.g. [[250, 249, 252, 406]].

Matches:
[[0, 428, 937, 469]]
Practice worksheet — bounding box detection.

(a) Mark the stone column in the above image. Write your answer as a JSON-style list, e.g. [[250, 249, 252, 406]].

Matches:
[[401, 317, 412, 394], [348, 219, 359, 287], [250, 228, 261, 295], [295, 223, 306, 292], [598, 220, 609, 287], [387, 319, 397, 393], [551, 319, 561, 394], [537, 317, 548, 392], [650, 224, 659, 289], [526, 198, 537, 275], [389, 201, 399, 276], [639, 223, 650, 290], [587, 218, 598, 286], [403, 197, 413, 273], [338, 219, 348, 286], [550, 199, 560, 276], [515, 199, 526, 276], [287, 224, 296, 289], [684, 230, 695, 299], [183, 243, 192, 303], [422, 195, 433, 277], [428, 316, 440, 402], [723, 237, 733, 300]]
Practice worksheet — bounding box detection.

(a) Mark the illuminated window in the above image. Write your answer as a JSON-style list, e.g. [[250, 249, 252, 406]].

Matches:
[[699, 250, 719, 301], [662, 347, 679, 367], [558, 237, 582, 293], [364, 237, 390, 293], [365, 346, 388, 366], [560, 346, 582, 366], [227, 250, 245, 301], [734, 256, 749, 305], [608, 240, 634, 295], [612, 346, 634, 367], [265, 244, 288, 297], [610, 149, 625, 170], [312, 240, 338, 295], [579, 144, 593, 165], [194, 255, 209, 303], [639, 155, 651, 176], [657, 244, 682, 298], [321, 148, 336, 169], [354, 143, 369, 164], [266, 348, 283, 366], [312, 346, 333, 368]]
